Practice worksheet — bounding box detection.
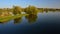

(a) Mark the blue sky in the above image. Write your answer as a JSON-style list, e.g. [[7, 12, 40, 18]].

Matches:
[[0, 0, 60, 8]]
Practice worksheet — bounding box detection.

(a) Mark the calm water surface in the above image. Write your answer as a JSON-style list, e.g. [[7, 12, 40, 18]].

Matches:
[[0, 11, 60, 34]]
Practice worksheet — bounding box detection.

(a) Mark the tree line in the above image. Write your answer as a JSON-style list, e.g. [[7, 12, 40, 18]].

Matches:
[[0, 5, 60, 16]]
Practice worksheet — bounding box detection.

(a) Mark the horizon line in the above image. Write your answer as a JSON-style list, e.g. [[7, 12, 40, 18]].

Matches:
[[0, 5, 60, 9]]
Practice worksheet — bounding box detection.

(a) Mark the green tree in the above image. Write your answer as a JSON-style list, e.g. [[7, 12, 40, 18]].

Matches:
[[24, 5, 39, 15], [13, 6, 22, 15]]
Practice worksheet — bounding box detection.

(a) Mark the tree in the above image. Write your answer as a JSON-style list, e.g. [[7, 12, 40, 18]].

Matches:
[[24, 5, 39, 15], [13, 6, 22, 15]]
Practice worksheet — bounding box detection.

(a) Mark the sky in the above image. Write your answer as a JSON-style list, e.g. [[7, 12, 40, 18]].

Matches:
[[0, 0, 60, 8]]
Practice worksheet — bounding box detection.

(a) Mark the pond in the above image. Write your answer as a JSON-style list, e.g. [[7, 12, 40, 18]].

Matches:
[[0, 11, 60, 34]]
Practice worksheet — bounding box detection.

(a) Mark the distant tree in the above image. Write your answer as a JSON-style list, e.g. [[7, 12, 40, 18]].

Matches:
[[24, 5, 39, 15], [13, 6, 22, 15]]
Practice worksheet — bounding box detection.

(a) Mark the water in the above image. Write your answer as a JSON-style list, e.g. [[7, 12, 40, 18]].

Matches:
[[0, 11, 60, 34]]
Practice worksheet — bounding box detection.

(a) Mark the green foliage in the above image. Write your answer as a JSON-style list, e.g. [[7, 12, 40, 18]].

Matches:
[[13, 6, 22, 15], [24, 5, 39, 15], [0, 5, 60, 16]]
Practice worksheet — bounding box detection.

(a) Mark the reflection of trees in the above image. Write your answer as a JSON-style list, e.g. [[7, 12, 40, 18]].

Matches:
[[0, 22, 4, 24], [0, 21, 9, 24], [25, 14, 37, 24], [14, 17, 22, 24], [45, 11, 48, 13], [39, 11, 44, 13]]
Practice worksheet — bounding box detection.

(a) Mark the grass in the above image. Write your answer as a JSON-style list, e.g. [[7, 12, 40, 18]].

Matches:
[[0, 14, 29, 22]]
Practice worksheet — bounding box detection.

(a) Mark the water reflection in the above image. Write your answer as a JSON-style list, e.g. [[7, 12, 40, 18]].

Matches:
[[0, 11, 60, 34], [0, 22, 3, 24], [39, 10, 57, 13], [25, 14, 37, 24], [45, 11, 49, 13], [14, 17, 22, 24], [0, 11, 60, 24]]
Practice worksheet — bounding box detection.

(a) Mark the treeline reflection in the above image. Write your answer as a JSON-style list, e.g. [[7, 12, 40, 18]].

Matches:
[[13, 14, 37, 24], [25, 14, 37, 24], [14, 17, 22, 24]]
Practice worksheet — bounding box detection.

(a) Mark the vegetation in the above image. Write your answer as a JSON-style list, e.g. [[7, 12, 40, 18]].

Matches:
[[0, 14, 28, 22], [24, 5, 39, 15], [13, 6, 22, 15], [0, 5, 60, 22]]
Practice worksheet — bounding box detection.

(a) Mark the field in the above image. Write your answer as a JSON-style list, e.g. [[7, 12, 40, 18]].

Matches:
[[0, 14, 28, 22]]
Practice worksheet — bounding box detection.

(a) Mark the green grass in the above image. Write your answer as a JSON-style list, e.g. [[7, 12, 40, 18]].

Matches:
[[0, 14, 29, 22]]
